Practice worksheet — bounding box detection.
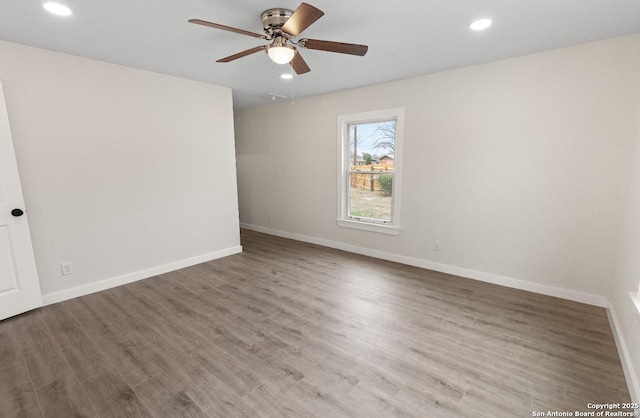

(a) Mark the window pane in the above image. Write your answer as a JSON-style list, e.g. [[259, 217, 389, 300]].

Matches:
[[349, 172, 393, 222], [348, 121, 396, 166], [347, 120, 396, 223]]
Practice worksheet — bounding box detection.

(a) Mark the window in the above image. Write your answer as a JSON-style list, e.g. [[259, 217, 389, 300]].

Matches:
[[337, 108, 404, 235]]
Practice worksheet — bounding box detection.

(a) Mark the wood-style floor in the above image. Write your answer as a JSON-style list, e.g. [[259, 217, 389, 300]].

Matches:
[[0, 230, 630, 417]]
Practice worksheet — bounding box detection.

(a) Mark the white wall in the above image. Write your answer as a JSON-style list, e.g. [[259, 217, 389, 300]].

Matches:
[[235, 34, 640, 305], [610, 94, 640, 401], [0, 40, 241, 300]]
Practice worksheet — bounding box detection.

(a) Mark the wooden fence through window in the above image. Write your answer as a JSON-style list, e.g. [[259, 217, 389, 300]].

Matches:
[[350, 165, 394, 192]]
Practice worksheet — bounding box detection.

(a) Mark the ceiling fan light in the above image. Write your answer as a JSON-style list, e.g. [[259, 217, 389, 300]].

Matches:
[[267, 45, 295, 64]]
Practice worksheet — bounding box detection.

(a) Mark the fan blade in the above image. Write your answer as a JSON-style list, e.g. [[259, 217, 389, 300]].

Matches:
[[281, 3, 324, 37], [217, 46, 266, 63], [189, 19, 266, 39], [300, 39, 368, 56], [290, 52, 310, 74]]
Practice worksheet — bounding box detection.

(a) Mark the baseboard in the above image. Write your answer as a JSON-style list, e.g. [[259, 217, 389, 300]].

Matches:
[[607, 299, 640, 402], [240, 223, 607, 307], [41, 245, 243, 306]]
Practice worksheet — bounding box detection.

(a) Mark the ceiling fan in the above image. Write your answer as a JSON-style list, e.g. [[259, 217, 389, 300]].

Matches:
[[189, 2, 368, 75]]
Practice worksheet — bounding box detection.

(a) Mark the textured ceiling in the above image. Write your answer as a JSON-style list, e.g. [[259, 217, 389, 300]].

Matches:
[[1, 0, 639, 108]]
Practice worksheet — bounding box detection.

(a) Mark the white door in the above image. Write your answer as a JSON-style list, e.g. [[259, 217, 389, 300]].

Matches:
[[0, 82, 42, 320]]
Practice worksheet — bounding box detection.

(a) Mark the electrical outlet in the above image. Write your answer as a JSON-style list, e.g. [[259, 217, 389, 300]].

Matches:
[[434, 241, 442, 251], [61, 263, 73, 276]]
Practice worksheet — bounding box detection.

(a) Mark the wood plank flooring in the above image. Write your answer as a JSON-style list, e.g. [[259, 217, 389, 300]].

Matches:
[[0, 229, 630, 417]]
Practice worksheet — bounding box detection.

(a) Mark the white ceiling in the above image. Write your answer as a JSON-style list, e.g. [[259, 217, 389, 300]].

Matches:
[[1, 0, 640, 109]]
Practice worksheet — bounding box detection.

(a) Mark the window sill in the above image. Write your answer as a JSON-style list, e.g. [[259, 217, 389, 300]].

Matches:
[[336, 219, 401, 235]]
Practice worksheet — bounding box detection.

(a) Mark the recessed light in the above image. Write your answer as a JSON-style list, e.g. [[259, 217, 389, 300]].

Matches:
[[470, 18, 492, 31], [43, 2, 72, 16], [280, 73, 293, 80]]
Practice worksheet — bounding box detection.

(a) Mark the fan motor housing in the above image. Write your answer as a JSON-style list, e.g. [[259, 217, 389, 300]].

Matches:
[[261, 8, 293, 31]]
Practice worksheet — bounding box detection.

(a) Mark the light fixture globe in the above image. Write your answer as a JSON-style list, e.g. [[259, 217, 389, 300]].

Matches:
[[267, 38, 295, 64]]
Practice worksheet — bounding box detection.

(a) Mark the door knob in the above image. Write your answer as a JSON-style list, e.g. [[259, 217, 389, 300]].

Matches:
[[11, 209, 24, 217]]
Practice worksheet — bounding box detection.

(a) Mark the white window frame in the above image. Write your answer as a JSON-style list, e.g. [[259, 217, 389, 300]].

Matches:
[[336, 108, 404, 235]]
